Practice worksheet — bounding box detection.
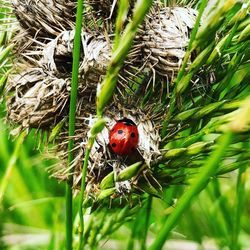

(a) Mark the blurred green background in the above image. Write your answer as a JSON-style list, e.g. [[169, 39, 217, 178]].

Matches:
[[0, 103, 66, 249]]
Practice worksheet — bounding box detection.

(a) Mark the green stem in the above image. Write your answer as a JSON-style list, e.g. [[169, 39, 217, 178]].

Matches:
[[114, 0, 129, 51], [77, 118, 105, 248], [149, 131, 233, 250], [231, 163, 247, 250], [65, 185, 73, 250], [66, 0, 84, 249], [78, 138, 94, 250], [127, 220, 137, 250], [212, 179, 232, 231], [175, 0, 207, 84], [141, 196, 152, 250]]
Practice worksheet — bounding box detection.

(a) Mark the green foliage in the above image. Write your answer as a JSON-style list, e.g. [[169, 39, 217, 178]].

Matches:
[[0, 121, 65, 250], [1, 0, 250, 250]]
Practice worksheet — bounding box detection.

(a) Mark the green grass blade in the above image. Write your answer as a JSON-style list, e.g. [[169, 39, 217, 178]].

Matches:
[[149, 131, 233, 250], [141, 196, 152, 250], [0, 131, 26, 204]]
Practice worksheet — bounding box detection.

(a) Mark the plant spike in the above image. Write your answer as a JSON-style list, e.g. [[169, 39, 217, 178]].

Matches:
[[161, 0, 208, 137], [149, 95, 250, 250], [78, 0, 153, 247], [96, 0, 153, 116]]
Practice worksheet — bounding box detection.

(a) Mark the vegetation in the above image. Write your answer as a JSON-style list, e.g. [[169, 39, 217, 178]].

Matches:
[[0, 0, 250, 249]]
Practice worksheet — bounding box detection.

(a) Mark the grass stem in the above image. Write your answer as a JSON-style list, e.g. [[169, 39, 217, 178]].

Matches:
[[231, 162, 247, 250], [66, 0, 84, 249], [141, 196, 152, 250], [78, 138, 94, 249]]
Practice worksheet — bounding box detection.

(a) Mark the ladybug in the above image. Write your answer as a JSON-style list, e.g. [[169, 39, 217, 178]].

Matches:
[[109, 118, 139, 156]]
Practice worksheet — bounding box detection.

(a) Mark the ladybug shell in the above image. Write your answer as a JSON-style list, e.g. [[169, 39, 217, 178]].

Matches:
[[109, 118, 139, 156]]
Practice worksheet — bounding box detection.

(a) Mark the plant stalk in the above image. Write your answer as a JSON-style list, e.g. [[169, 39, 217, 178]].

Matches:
[[231, 163, 247, 250], [141, 196, 152, 250], [78, 138, 94, 250], [66, 0, 84, 249]]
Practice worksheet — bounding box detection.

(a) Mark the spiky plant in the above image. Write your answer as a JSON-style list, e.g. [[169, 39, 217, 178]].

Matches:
[[1, 0, 250, 249], [5, 0, 200, 198]]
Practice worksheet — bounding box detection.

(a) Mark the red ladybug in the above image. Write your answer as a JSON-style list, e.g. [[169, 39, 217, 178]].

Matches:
[[109, 118, 139, 156]]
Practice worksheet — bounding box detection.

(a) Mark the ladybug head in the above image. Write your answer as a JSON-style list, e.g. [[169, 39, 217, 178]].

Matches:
[[117, 117, 136, 126]]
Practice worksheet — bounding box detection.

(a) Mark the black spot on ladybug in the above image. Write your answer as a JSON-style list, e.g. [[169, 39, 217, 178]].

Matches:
[[118, 130, 123, 134], [131, 132, 135, 138], [118, 118, 136, 126], [111, 143, 116, 148], [111, 129, 114, 132]]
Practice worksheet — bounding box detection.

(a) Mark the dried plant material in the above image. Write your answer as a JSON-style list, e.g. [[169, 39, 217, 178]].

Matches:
[[6, 0, 201, 199], [53, 102, 161, 198], [138, 7, 198, 77], [6, 68, 70, 128], [86, 0, 116, 18], [12, 0, 76, 37], [37, 29, 143, 94]]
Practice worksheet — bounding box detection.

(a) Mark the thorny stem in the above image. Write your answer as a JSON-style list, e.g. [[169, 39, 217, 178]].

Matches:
[[66, 0, 84, 249], [149, 131, 233, 250]]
